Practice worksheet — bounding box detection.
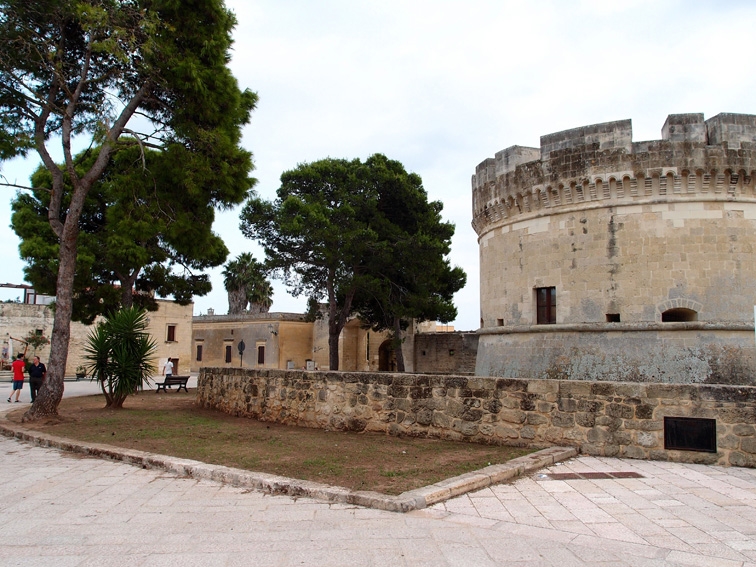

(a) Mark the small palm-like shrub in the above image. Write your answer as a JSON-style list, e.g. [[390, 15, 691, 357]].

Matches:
[[84, 307, 157, 408]]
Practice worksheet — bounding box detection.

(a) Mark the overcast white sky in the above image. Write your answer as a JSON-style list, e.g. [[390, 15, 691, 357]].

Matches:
[[1, 0, 755, 331]]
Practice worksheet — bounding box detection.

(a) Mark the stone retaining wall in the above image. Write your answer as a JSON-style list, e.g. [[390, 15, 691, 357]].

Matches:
[[197, 368, 756, 467]]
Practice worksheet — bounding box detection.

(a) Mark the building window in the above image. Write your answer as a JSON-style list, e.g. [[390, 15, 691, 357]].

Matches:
[[257, 345, 265, 365], [166, 325, 176, 342], [606, 313, 621, 323], [536, 287, 556, 324], [225, 345, 232, 363], [662, 308, 698, 322], [196, 345, 203, 361]]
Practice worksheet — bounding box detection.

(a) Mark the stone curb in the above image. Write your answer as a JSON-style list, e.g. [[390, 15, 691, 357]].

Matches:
[[0, 417, 576, 513]]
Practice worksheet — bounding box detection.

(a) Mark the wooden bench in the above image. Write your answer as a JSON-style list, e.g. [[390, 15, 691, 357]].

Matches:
[[155, 375, 189, 393]]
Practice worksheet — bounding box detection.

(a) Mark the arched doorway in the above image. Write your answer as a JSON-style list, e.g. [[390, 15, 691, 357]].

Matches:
[[378, 340, 396, 372]]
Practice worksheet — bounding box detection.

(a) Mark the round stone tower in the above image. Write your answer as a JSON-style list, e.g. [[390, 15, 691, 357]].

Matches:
[[472, 113, 756, 383]]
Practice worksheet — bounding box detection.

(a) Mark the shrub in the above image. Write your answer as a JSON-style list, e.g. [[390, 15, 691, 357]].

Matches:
[[83, 307, 157, 408]]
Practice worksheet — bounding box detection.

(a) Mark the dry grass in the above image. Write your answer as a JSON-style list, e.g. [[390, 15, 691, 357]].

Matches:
[[9, 392, 533, 495]]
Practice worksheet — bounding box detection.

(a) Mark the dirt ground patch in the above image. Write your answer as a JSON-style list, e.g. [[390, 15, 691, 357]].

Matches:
[[7, 392, 533, 495]]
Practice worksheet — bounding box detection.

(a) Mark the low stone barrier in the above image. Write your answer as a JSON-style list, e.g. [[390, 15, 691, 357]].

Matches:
[[197, 368, 756, 467]]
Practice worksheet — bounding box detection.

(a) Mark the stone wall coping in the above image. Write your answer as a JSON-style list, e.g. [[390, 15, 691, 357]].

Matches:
[[192, 312, 306, 323], [198, 367, 756, 397], [478, 322, 754, 335]]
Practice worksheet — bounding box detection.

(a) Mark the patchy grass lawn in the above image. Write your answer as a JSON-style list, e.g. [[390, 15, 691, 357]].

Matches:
[[8, 393, 534, 495]]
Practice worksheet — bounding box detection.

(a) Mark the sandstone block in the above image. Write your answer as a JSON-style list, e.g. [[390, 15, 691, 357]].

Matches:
[[552, 412, 575, 428], [499, 409, 527, 424], [732, 424, 755, 436], [729, 451, 756, 467], [526, 413, 549, 426], [637, 432, 659, 448], [558, 398, 578, 412], [718, 434, 740, 450], [494, 424, 520, 439], [634, 404, 655, 419], [740, 437, 756, 454]]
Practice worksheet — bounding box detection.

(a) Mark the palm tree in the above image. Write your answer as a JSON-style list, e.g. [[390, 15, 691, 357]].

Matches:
[[83, 307, 157, 408], [222, 253, 274, 315]]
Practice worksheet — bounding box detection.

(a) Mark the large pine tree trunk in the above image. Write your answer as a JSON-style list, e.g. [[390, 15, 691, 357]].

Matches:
[[119, 269, 139, 308], [393, 317, 406, 373], [22, 221, 79, 420], [328, 297, 341, 371]]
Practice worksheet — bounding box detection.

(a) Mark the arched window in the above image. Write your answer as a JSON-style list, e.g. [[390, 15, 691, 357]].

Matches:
[[661, 308, 698, 322]]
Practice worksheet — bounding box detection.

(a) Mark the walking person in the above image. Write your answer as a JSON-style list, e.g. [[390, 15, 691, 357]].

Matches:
[[7, 353, 25, 403], [162, 357, 174, 389], [28, 356, 46, 403]]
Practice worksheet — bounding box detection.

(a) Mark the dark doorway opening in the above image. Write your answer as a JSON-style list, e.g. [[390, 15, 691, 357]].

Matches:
[[378, 340, 396, 372]]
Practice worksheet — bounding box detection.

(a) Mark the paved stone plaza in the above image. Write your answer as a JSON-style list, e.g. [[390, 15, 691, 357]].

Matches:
[[2, 381, 756, 566]]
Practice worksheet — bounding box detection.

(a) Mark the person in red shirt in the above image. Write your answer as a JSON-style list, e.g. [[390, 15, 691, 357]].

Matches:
[[8, 353, 25, 403]]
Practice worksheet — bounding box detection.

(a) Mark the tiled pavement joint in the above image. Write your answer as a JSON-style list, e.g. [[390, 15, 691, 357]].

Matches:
[[0, 416, 576, 512]]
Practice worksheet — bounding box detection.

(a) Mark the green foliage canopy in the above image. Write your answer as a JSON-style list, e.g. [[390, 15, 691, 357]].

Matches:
[[240, 156, 382, 369], [239, 154, 465, 371], [11, 143, 241, 324], [0, 0, 256, 418], [350, 154, 466, 371]]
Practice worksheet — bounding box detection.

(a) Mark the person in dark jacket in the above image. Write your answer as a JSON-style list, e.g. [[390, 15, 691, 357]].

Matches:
[[28, 356, 46, 403]]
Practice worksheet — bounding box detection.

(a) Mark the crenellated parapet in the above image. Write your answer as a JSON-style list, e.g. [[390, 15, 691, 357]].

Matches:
[[471, 113, 756, 236]]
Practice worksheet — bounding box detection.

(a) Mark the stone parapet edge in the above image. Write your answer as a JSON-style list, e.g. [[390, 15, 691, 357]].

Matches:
[[478, 322, 755, 334], [0, 416, 576, 513]]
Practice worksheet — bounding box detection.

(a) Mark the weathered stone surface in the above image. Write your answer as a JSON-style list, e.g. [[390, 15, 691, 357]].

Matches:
[[634, 404, 655, 420], [740, 437, 756, 455], [499, 409, 527, 424], [732, 424, 755, 437], [526, 413, 549, 426], [198, 369, 756, 468], [474, 114, 756, 386], [552, 412, 575, 428], [729, 451, 756, 467], [557, 398, 578, 412]]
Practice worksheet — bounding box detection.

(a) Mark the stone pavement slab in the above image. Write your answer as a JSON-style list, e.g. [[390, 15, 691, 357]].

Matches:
[[3, 379, 756, 565], [415, 455, 756, 566]]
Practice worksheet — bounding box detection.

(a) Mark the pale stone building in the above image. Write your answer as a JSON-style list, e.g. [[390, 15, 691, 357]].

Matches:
[[190, 312, 417, 373], [472, 113, 756, 383], [0, 299, 192, 377]]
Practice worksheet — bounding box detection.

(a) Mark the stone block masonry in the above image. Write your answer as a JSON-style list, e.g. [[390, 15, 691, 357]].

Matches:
[[472, 112, 756, 383], [198, 368, 756, 468]]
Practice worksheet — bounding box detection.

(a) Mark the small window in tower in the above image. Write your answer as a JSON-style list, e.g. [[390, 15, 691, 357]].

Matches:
[[536, 287, 556, 324], [497, 318, 504, 326], [196, 344, 203, 361], [225, 345, 232, 363], [662, 308, 698, 322], [166, 325, 176, 342], [606, 313, 621, 323]]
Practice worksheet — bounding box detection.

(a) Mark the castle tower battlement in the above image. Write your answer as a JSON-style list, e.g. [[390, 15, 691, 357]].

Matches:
[[472, 113, 756, 236], [472, 112, 756, 386]]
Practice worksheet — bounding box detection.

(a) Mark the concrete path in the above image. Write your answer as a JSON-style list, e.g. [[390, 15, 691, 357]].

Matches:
[[2, 380, 756, 566]]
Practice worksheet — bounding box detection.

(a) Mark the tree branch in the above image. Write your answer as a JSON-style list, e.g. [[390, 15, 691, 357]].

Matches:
[[0, 177, 50, 194]]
